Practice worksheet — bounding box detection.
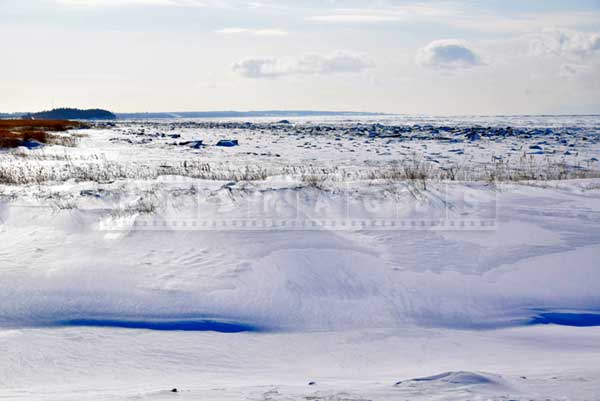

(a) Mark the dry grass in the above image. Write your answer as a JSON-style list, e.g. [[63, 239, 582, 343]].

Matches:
[[0, 129, 46, 148], [0, 120, 87, 148], [0, 120, 86, 130], [0, 150, 599, 186]]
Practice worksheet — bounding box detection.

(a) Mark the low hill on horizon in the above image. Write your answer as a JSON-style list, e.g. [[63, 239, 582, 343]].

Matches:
[[22, 108, 116, 120]]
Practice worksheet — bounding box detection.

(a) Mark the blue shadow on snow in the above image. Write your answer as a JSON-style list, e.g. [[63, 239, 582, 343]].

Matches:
[[56, 318, 258, 332], [528, 312, 600, 327]]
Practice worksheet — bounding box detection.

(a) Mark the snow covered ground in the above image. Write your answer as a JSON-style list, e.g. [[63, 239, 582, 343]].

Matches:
[[1, 116, 600, 400]]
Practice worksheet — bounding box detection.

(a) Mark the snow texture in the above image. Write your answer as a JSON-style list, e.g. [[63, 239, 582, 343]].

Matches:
[[1, 115, 600, 400]]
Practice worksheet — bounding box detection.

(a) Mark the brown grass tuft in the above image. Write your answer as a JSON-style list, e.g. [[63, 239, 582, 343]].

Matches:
[[0, 119, 87, 131], [0, 120, 87, 148]]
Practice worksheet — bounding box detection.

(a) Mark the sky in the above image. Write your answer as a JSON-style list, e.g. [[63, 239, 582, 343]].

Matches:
[[1, 0, 599, 114]]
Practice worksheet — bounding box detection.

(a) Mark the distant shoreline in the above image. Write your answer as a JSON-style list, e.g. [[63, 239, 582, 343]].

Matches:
[[2, 110, 599, 121], [114, 110, 387, 119]]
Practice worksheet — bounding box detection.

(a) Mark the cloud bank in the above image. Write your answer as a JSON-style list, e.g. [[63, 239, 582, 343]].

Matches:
[[416, 39, 482, 70], [232, 51, 373, 78]]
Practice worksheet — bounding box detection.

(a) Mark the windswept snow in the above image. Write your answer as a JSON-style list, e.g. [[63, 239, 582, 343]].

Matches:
[[1, 115, 600, 400]]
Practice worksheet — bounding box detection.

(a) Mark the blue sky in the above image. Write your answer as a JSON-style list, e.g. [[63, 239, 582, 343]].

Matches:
[[1, 0, 599, 114]]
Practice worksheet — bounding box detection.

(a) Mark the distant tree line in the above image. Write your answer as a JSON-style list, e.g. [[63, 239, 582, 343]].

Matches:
[[22, 108, 116, 120]]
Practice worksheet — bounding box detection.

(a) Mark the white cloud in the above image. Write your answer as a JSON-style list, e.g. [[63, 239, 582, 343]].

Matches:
[[215, 28, 288, 36], [308, 4, 600, 36], [309, 14, 403, 23], [529, 29, 600, 57], [416, 39, 483, 70], [232, 51, 374, 78], [308, 4, 457, 24]]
